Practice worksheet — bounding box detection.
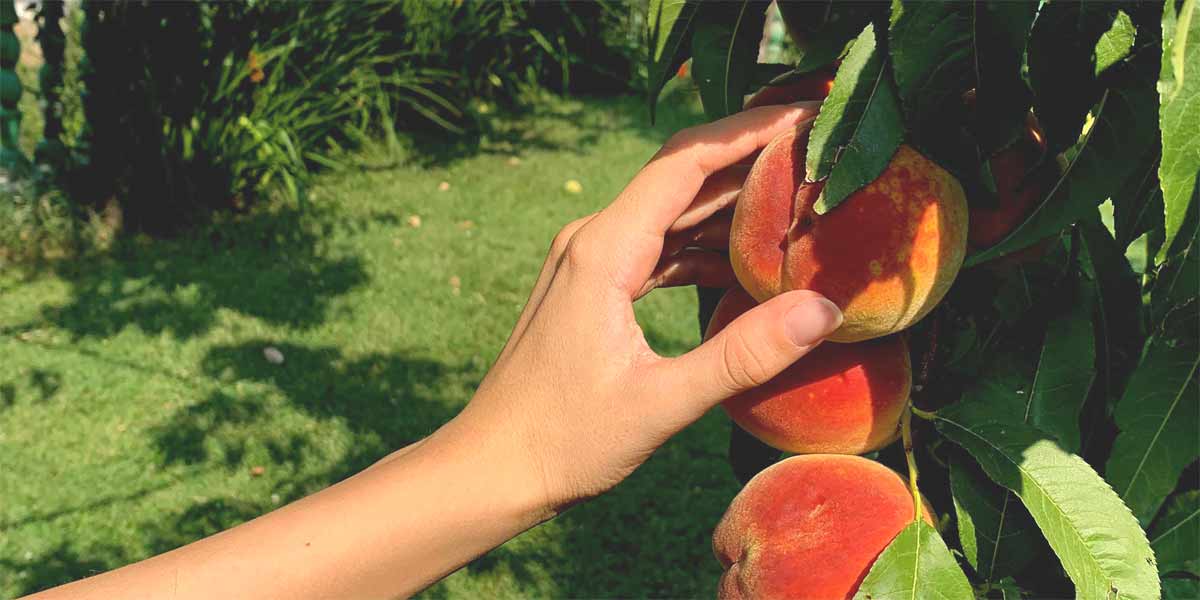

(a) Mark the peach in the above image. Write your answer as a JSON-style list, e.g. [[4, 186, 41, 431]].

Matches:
[[713, 454, 933, 600], [743, 66, 836, 109], [705, 288, 910, 454], [730, 128, 968, 342]]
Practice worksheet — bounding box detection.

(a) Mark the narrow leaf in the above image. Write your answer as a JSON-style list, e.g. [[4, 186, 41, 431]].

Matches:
[[1096, 10, 1136, 76], [950, 454, 1041, 582], [1151, 490, 1199, 576], [851, 520, 974, 600], [1028, 281, 1096, 453], [1111, 151, 1163, 249], [646, 0, 699, 121], [805, 23, 904, 214], [1028, 2, 1118, 156], [971, 0, 1038, 155], [1158, 0, 1200, 261], [1078, 220, 1145, 428], [1150, 206, 1200, 326], [935, 399, 1160, 599], [888, 0, 977, 180], [965, 77, 1159, 266], [1105, 331, 1200, 526], [691, 1, 767, 121]]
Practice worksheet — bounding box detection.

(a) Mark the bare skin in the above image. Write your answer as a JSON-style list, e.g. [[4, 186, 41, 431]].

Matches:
[[27, 102, 839, 600]]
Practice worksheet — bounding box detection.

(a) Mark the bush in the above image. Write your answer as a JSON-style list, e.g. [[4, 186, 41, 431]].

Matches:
[[59, 0, 646, 234]]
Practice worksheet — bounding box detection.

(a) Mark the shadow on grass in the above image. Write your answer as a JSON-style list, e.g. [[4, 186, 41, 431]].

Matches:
[[5, 205, 375, 342], [150, 341, 477, 484]]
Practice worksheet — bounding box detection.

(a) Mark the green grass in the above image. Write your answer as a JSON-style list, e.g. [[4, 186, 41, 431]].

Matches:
[[0, 89, 746, 598]]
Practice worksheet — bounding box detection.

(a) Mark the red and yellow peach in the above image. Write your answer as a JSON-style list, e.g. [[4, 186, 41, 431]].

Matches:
[[705, 288, 910, 455], [730, 127, 968, 342], [713, 454, 932, 600]]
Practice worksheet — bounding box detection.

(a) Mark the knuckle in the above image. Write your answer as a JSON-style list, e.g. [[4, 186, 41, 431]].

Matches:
[[718, 330, 775, 392]]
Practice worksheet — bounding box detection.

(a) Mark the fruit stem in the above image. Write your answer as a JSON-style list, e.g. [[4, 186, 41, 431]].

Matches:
[[901, 403, 921, 521], [910, 406, 938, 421]]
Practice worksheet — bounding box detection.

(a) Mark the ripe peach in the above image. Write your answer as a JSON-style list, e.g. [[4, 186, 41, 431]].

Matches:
[[713, 454, 933, 600], [704, 288, 910, 454], [743, 66, 836, 109], [730, 129, 968, 342]]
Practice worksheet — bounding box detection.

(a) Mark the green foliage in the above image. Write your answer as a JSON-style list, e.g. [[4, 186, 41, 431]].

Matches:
[[690, 1, 766, 121], [1158, 0, 1200, 261], [934, 399, 1159, 599], [1027, 2, 1118, 158], [1028, 279, 1095, 453], [646, 0, 698, 121], [773, 0, 878, 74], [969, 1, 1037, 156], [966, 74, 1160, 266], [805, 23, 902, 214], [852, 520, 974, 600], [1150, 490, 1199, 576], [1106, 329, 1200, 526], [950, 455, 1041, 583]]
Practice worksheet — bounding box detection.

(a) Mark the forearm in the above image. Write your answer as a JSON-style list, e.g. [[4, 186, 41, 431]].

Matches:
[[29, 417, 549, 600]]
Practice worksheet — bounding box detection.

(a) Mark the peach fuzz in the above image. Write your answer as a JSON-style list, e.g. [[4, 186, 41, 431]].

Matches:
[[704, 288, 910, 455], [730, 128, 968, 342], [713, 454, 933, 600]]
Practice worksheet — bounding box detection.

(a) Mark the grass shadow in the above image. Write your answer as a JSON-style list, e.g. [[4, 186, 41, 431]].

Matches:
[[7, 204, 372, 342]]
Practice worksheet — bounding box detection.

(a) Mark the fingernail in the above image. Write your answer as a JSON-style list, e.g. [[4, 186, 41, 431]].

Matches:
[[783, 297, 843, 347]]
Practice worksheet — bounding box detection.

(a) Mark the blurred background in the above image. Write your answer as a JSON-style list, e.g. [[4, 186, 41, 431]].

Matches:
[[0, 1, 794, 597]]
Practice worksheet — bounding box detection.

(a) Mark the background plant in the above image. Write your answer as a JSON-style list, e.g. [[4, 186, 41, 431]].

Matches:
[[651, 0, 1198, 597]]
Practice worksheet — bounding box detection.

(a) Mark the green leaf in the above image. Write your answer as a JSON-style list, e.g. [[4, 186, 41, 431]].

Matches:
[[888, 0, 984, 188], [1111, 151, 1163, 249], [1028, 2, 1118, 157], [776, 0, 879, 73], [970, 1, 1038, 155], [851, 519, 974, 600], [691, 1, 767, 121], [1151, 490, 1199, 576], [1158, 0, 1200, 262], [950, 454, 1041, 582], [1151, 199, 1199, 320], [1078, 220, 1145, 430], [1105, 331, 1200, 526], [965, 76, 1159, 266], [646, 0, 699, 122], [1162, 577, 1200, 599], [1096, 10, 1137, 76], [805, 23, 904, 214], [934, 399, 1160, 599], [1028, 281, 1096, 453]]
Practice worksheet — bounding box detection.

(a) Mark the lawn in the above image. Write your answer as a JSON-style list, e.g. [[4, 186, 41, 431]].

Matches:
[[0, 90, 747, 598]]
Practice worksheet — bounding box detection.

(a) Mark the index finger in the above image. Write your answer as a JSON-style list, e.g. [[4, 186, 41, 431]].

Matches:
[[592, 102, 819, 242]]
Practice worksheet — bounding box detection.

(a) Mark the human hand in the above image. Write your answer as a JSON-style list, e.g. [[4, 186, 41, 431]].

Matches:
[[445, 102, 843, 517]]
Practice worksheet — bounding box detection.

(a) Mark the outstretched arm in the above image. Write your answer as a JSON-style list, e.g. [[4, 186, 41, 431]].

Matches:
[[29, 102, 840, 600]]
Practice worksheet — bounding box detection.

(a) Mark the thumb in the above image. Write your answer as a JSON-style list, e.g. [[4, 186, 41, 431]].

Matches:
[[651, 290, 843, 425]]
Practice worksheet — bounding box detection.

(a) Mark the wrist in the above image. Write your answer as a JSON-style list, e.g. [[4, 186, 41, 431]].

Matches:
[[413, 406, 557, 529]]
